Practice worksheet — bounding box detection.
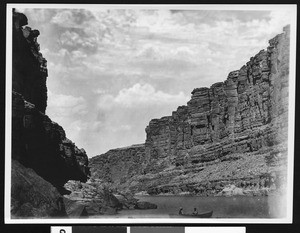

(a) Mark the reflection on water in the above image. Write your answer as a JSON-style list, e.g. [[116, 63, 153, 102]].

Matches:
[[117, 195, 286, 218]]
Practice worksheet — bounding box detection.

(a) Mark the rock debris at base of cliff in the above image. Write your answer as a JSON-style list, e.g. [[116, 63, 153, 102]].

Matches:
[[90, 25, 290, 197]]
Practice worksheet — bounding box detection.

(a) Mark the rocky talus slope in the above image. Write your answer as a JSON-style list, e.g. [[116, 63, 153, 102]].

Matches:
[[11, 11, 88, 218], [63, 179, 157, 215], [90, 25, 290, 196]]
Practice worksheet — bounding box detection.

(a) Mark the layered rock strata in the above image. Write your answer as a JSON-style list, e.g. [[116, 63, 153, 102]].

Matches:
[[11, 10, 90, 217], [90, 144, 147, 186], [90, 26, 290, 196]]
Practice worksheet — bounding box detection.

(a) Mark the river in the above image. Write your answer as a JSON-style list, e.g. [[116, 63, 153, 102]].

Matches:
[[115, 195, 286, 218]]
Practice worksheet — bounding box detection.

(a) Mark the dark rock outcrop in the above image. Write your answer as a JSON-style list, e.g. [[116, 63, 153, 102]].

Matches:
[[90, 26, 290, 196], [13, 10, 48, 113], [11, 10, 90, 217], [11, 160, 66, 218], [12, 91, 89, 193]]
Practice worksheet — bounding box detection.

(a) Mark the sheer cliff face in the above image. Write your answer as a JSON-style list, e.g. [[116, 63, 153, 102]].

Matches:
[[90, 26, 290, 195], [90, 144, 146, 188], [145, 25, 289, 168], [11, 11, 89, 217]]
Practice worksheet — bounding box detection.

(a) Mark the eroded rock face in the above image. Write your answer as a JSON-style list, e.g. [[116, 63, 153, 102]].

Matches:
[[90, 144, 147, 189], [145, 25, 289, 168], [90, 26, 290, 196]]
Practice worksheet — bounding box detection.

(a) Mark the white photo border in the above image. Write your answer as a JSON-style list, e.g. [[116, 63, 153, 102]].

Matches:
[[5, 3, 297, 224]]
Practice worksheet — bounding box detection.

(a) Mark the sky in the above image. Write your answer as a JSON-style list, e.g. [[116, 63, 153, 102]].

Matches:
[[16, 6, 292, 157]]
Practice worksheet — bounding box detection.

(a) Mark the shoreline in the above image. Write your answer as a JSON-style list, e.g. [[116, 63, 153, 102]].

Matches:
[[134, 187, 283, 198]]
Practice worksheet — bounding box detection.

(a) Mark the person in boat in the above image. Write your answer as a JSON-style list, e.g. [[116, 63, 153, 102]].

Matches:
[[179, 207, 183, 215], [193, 207, 198, 215]]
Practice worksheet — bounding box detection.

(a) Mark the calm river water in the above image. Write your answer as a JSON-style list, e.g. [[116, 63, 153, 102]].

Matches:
[[116, 195, 286, 218]]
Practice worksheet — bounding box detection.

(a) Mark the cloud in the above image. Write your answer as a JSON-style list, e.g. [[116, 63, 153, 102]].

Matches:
[[45, 91, 89, 150], [47, 91, 88, 118], [98, 83, 189, 108], [21, 7, 294, 156], [59, 31, 83, 47], [115, 83, 189, 107], [51, 9, 95, 28], [93, 88, 107, 95]]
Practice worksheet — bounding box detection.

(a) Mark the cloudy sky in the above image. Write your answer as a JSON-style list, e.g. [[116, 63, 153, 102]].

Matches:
[[17, 6, 292, 157]]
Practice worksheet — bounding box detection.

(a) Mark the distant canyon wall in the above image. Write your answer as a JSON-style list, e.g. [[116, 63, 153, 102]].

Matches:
[[90, 25, 290, 196]]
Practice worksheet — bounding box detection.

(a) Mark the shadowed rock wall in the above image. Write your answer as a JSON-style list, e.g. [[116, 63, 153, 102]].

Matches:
[[12, 91, 89, 193], [11, 10, 90, 217], [13, 10, 48, 113]]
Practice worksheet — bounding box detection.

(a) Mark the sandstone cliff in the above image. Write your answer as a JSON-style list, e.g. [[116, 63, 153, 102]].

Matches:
[[11, 10, 90, 217], [90, 25, 290, 196]]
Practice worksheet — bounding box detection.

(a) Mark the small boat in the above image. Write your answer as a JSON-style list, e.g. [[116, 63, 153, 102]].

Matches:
[[169, 210, 213, 218]]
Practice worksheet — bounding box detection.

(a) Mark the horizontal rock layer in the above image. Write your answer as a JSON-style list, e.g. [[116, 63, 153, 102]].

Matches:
[[90, 25, 290, 196], [90, 144, 147, 186]]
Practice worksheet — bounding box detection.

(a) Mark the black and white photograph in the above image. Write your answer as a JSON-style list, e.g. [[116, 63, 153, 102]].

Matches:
[[5, 4, 296, 223]]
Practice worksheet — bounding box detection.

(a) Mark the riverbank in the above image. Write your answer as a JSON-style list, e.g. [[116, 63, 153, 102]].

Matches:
[[134, 184, 284, 197]]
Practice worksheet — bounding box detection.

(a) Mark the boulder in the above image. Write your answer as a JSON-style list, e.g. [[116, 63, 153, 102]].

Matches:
[[135, 201, 158, 210], [63, 197, 88, 218], [114, 193, 138, 210], [216, 185, 245, 196], [11, 160, 66, 218], [64, 180, 121, 215]]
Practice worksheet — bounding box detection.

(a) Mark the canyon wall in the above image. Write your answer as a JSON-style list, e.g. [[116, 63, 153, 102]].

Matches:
[[11, 10, 90, 217], [90, 144, 146, 185], [90, 25, 290, 196]]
